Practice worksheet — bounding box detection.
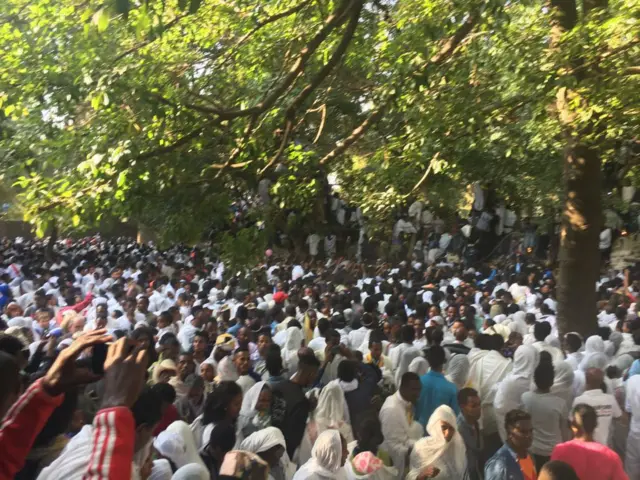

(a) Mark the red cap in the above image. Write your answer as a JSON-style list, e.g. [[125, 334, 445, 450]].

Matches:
[[273, 291, 288, 304]]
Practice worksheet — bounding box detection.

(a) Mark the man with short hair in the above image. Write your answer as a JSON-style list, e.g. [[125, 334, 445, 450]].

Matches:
[[457, 388, 483, 480], [379, 372, 424, 479], [233, 348, 255, 394], [485, 409, 536, 480], [415, 345, 459, 427], [550, 404, 627, 480], [531, 321, 564, 364]]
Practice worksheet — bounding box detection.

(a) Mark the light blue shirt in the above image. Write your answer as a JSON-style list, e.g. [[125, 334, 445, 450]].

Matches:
[[416, 370, 459, 427]]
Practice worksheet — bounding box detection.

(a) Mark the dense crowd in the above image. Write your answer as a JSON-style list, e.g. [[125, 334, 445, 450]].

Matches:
[[0, 236, 639, 480]]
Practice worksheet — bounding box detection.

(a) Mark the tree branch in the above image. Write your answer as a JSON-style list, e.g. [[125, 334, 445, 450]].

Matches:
[[318, 8, 484, 166], [216, 0, 314, 69], [181, 0, 355, 120], [260, 119, 294, 175], [213, 115, 259, 178]]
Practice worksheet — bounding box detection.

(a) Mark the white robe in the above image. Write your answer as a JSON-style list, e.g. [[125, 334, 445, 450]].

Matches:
[[379, 392, 424, 479], [625, 375, 640, 479]]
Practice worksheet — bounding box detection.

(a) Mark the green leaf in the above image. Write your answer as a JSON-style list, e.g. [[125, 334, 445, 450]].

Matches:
[[178, 0, 189, 10], [93, 9, 110, 32], [72, 214, 80, 227]]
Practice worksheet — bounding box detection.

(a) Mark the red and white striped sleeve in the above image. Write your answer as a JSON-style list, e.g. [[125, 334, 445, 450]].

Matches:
[[0, 378, 64, 479], [83, 407, 136, 480]]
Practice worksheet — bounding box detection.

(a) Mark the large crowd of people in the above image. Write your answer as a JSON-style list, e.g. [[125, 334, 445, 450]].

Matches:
[[0, 235, 639, 480]]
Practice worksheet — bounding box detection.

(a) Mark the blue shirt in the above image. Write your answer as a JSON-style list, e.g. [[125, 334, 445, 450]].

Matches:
[[628, 359, 640, 378], [416, 370, 459, 427], [226, 322, 242, 336]]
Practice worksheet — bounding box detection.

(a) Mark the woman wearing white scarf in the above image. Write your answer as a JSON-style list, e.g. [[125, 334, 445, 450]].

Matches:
[[240, 427, 295, 480], [293, 430, 348, 480], [406, 405, 467, 480], [298, 381, 355, 466], [237, 382, 273, 445], [215, 356, 239, 382], [573, 351, 611, 397], [550, 361, 575, 411], [154, 421, 207, 472], [578, 335, 605, 371], [282, 327, 304, 378], [493, 345, 538, 441], [507, 311, 528, 336], [445, 354, 470, 390], [408, 357, 428, 376]]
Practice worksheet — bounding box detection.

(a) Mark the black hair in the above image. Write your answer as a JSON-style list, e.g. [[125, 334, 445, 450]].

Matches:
[[572, 403, 598, 434], [265, 349, 284, 377], [298, 351, 321, 369], [208, 420, 237, 453], [400, 372, 420, 389], [234, 347, 250, 355], [202, 381, 243, 425], [524, 313, 537, 325], [317, 317, 331, 336], [194, 330, 209, 342], [538, 350, 553, 365], [539, 461, 579, 480], [400, 324, 415, 343], [426, 345, 445, 369], [354, 412, 383, 453], [431, 328, 444, 345], [565, 333, 582, 352], [0, 334, 25, 357], [597, 326, 611, 341], [131, 386, 163, 428], [534, 362, 554, 390], [0, 351, 21, 411], [337, 359, 358, 382], [534, 321, 552, 342], [505, 409, 531, 433], [151, 382, 177, 404], [458, 387, 479, 406]]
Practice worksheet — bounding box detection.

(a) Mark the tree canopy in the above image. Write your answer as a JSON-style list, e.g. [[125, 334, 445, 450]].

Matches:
[[0, 0, 638, 243]]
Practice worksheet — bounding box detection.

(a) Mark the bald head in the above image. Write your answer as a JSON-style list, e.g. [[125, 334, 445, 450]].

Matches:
[[585, 367, 604, 390]]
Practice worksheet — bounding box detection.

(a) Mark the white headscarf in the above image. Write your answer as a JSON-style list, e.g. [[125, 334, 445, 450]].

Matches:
[[237, 382, 271, 439], [240, 426, 287, 454], [445, 354, 470, 390], [315, 380, 354, 441], [407, 405, 467, 480], [508, 311, 528, 336], [510, 345, 539, 379], [171, 463, 210, 480], [579, 336, 605, 371], [149, 459, 173, 480], [293, 430, 345, 480], [408, 357, 429, 376], [158, 421, 206, 470], [282, 327, 304, 375], [216, 355, 239, 382], [551, 361, 575, 409]]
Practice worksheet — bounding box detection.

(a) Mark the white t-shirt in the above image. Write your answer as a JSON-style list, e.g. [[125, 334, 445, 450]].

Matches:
[[572, 389, 622, 446], [599, 228, 612, 250], [522, 391, 569, 456]]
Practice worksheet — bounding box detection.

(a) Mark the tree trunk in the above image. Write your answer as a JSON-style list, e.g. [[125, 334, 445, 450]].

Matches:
[[556, 143, 602, 338], [45, 221, 57, 262]]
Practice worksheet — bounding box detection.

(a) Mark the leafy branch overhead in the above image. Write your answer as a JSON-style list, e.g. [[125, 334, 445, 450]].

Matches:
[[0, 0, 637, 242]]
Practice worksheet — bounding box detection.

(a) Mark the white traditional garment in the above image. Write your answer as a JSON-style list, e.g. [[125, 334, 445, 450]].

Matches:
[[38, 423, 144, 480], [578, 336, 606, 371], [408, 357, 429, 376], [573, 352, 612, 398], [625, 375, 640, 479], [531, 340, 564, 365], [240, 427, 295, 480], [393, 345, 422, 387], [406, 405, 467, 480], [282, 327, 304, 377], [164, 421, 207, 470], [299, 381, 354, 466], [494, 345, 538, 441], [379, 391, 424, 479], [550, 361, 575, 412], [445, 354, 470, 390], [605, 332, 623, 359], [171, 463, 210, 480], [507, 311, 528, 336], [215, 356, 239, 382], [237, 375, 257, 394], [149, 459, 173, 480], [467, 348, 513, 434], [293, 430, 347, 480], [237, 382, 272, 445]]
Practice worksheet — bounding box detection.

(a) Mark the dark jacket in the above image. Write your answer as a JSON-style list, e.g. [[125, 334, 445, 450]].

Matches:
[[484, 444, 525, 480]]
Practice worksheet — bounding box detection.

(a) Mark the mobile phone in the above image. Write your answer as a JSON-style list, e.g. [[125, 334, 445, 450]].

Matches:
[[91, 342, 109, 375]]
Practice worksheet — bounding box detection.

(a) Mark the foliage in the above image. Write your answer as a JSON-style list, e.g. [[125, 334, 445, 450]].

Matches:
[[0, 0, 637, 246]]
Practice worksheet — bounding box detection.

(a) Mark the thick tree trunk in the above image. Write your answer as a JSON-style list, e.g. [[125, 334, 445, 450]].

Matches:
[[556, 143, 602, 338]]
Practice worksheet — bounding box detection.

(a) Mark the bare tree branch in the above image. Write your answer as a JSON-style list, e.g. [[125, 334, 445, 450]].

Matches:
[[213, 115, 259, 178], [260, 119, 294, 175]]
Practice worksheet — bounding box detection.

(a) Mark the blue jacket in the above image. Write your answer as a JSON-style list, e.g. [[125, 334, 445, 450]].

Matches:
[[484, 444, 524, 480], [416, 371, 459, 427]]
